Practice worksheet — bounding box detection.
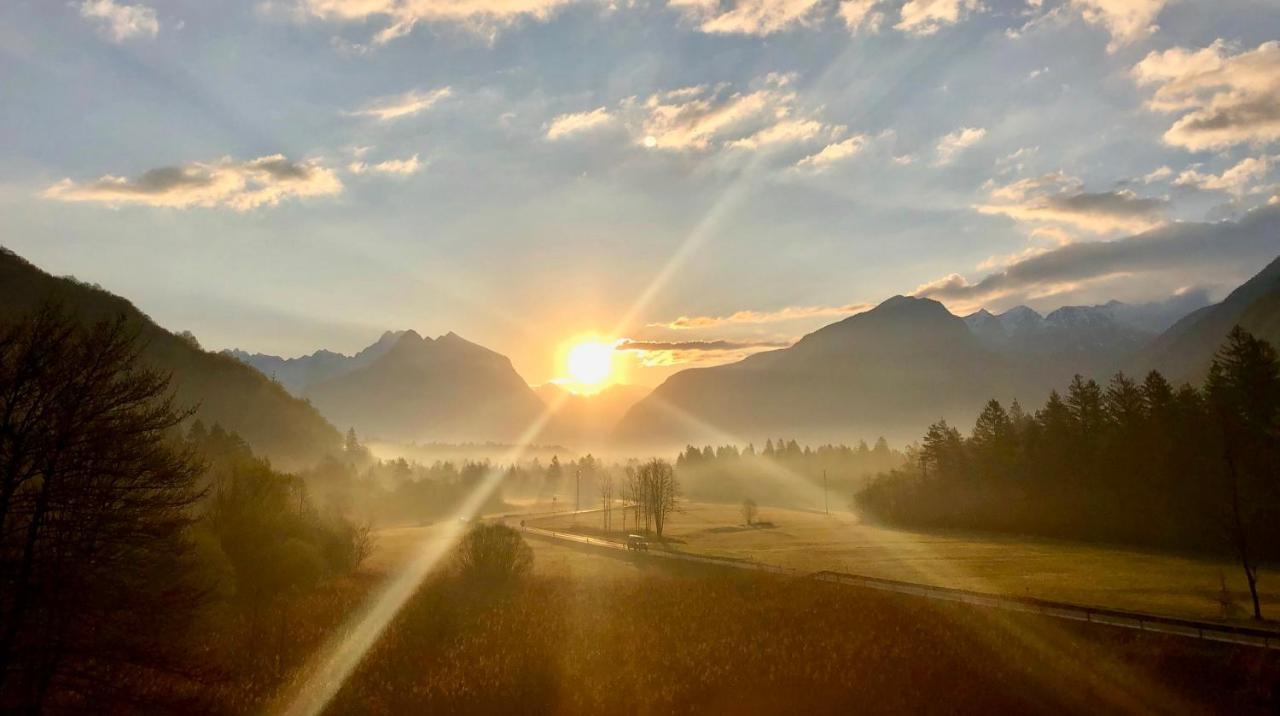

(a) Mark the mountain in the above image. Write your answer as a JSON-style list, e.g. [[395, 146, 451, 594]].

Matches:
[[0, 248, 340, 468], [963, 292, 1210, 386], [536, 383, 650, 446], [227, 330, 405, 395], [615, 295, 1011, 447], [965, 304, 1153, 385], [304, 330, 546, 443], [1138, 254, 1280, 380]]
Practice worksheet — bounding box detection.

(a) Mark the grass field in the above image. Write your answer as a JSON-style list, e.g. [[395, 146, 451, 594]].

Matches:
[[531, 502, 1280, 622], [330, 521, 1280, 715]]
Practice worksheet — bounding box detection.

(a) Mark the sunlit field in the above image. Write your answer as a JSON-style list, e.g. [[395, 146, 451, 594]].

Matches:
[[534, 503, 1280, 622], [312, 529, 1280, 715]]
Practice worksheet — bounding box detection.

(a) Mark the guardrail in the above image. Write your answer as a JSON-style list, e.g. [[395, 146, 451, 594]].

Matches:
[[519, 524, 1280, 650]]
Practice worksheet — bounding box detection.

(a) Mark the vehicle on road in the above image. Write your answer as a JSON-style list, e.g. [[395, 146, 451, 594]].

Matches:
[[626, 534, 649, 551]]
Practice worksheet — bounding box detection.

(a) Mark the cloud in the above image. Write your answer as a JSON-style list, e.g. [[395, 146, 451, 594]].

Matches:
[[616, 338, 790, 367], [895, 0, 981, 36], [725, 118, 831, 150], [670, 0, 824, 36], [1174, 155, 1273, 195], [1132, 40, 1280, 151], [624, 75, 841, 154], [794, 135, 869, 171], [296, 0, 576, 42], [348, 87, 452, 121], [349, 153, 423, 175], [1142, 165, 1173, 183], [653, 301, 873, 329], [41, 155, 343, 210], [838, 0, 884, 33], [914, 202, 1280, 311], [545, 107, 614, 140], [977, 171, 1167, 234], [79, 0, 159, 42], [934, 126, 986, 164], [1070, 0, 1168, 51]]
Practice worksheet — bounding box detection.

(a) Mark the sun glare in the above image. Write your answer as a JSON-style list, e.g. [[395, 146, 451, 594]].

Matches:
[[564, 340, 614, 392]]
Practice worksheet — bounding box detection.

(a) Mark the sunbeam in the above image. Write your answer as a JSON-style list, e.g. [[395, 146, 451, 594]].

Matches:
[[271, 390, 572, 716]]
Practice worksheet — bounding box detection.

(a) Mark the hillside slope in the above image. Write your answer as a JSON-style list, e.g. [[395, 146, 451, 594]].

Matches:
[[0, 248, 340, 468]]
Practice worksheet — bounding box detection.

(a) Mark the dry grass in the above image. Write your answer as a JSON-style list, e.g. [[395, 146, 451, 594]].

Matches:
[[534, 502, 1280, 622], [323, 564, 1279, 715]]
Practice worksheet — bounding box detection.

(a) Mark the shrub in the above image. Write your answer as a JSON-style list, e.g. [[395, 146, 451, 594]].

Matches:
[[452, 522, 533, 586]]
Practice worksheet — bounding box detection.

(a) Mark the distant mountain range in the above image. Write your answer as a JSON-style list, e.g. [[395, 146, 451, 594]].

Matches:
[[228, 330, 406, 396], [616, 295, 1007, 445], [0, 248, 340, 468], [615, 263, 1278, 447], [6, 240, 1273, 457], [962, 292, 1211, 388], [297, 330, 547, 444], [231, 330, 650, 446]]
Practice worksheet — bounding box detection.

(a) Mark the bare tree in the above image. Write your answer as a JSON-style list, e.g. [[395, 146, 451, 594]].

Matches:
[[635, 459, 678, 538], [741, 498, 758, 526], [0, 306, 205, 710], [599, 470, 615, 533]]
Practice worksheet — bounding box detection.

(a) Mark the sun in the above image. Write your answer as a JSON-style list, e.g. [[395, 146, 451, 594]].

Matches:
[[564, 340, 614, 392]]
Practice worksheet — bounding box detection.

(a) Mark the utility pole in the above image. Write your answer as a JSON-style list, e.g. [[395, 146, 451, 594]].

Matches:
[[823, 469, 829, 515]]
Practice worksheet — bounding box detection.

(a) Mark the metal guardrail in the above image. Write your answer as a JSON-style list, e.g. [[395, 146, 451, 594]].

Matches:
[[519, 524, 1280, 650]]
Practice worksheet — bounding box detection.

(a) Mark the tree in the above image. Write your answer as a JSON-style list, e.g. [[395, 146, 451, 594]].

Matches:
[[452, 523, 533, 587], [741, 498, 758, 526], [0, 306, 205, 710], [1204, 327, 1280, 620], [599, 470, 615, 532], [635, 459, 678, 538]]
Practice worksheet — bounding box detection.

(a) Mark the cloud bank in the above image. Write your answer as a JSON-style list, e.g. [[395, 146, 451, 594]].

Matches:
[[916, 203, 1280, 311], [42, 155, 343, 210]]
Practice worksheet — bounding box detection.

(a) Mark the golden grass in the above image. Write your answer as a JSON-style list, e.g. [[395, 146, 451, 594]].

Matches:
[[533, 502, 1280, 622], [321, 565, 1279, 714]]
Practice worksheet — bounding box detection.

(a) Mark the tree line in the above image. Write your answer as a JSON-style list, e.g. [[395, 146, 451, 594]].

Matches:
[[676, 438, 904, 510], [857, 327, 1280, 619]]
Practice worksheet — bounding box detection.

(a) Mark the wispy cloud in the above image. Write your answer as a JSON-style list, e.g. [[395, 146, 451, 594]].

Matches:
[[935, 126, 985, 164], [1070, 0, 1169, 51], [1174, 156, 1274, 196], [1132, 40, 1280, 151], [653, 302, 872, 329], [79, 0, 158, 42], [349, 87, 452, 122], [976, 171, 1167, 235], [42, 155, 343, 210], [838, 0, 884, 34], [545, 107, 614, 140], [296, 0, 577, 42], [616, 338, 790, 367], [349, 153, 423, 176], [669, 0, 824, 36], [895, 0, 982, 36], [794, 135, 869, 171]]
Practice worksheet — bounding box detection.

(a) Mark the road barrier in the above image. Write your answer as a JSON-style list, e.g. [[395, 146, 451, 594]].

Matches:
[[519, 524, 1280, 651]]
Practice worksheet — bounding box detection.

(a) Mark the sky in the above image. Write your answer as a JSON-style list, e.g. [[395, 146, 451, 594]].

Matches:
[[2, 0, 1279, 388]]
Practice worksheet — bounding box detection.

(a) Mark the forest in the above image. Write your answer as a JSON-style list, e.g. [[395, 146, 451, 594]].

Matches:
[[858, 327, 1280, 619]]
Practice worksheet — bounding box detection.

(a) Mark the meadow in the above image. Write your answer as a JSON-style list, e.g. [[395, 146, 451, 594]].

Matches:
[[321, 529, 1279, 715], [532, 502, 1280, 622]]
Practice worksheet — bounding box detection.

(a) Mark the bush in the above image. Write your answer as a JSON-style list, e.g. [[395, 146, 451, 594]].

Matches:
[[452, 523, 533, 587]]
